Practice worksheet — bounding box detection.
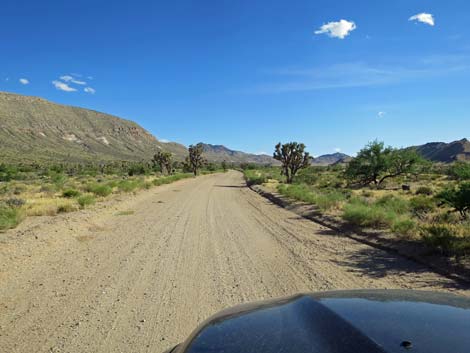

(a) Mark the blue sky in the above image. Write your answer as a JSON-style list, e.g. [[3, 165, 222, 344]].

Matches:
[[1, 0, 469, 156]]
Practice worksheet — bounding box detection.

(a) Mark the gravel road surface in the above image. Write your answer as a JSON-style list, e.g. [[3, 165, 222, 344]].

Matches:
[[0, 171, 467, 353]]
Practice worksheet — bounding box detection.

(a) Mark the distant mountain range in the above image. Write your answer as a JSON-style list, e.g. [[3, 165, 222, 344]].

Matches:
[[310, 152, 351, 166], [0, 91, 468, 165], [200, 144, 276, 165], [409, 138, 470, 163], [0, 92, 187, 163], [0, 92, 274, 165]]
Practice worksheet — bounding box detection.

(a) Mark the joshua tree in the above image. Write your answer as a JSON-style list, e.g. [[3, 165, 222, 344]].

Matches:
[[152, 151, 173, 175], [186, 143, 206, 176], [221, 160, 228, 172], [273, 142, 310, 184]]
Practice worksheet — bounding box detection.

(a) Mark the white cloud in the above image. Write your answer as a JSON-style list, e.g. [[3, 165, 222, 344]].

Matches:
[[52, 80, 77, 92], [60, 74, 86, 85], [256, 151, 268, 155], [315, 19, 356, 39], [378, 111, 386, 118], [159, 139, 170, 143], [84, 87, 96, 94], [19, 78, 30, 85], [334, 148, 342, 153], [409, 13, 435, 26], [60, 75, 73, 82]]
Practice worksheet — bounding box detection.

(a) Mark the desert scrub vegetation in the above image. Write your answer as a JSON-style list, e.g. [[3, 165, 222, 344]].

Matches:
[[0, 204, 24, 231], [243, 140, 470, 259], [77, 195, 96, 208], [0, 158, 221, 231], [277, 184, 347, 211]]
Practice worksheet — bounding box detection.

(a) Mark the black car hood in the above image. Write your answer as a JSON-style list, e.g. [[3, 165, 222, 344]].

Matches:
[[171, 290, 470, 353]]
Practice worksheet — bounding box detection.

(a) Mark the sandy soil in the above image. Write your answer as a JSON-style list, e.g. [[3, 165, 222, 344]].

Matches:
[[0, 171, 468, 353]]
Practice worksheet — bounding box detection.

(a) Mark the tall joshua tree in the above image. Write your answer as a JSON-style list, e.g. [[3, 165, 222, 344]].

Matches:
[[273, 142, 310, 184], [186, 143, 206, 176], [152, 151, 173, 175]]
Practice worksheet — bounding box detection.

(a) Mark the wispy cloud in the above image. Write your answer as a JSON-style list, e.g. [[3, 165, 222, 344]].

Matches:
[[19, 78, 30, 85], [60, 74, 87, 85], [315, 19, 356, 39], [52, 80, 77, 92], [409, 13, 435, 26], [84, 87, 96, 94], [334, 147, 342, 153], [377, 111, 386, 118], [252, 55, 470, 93]]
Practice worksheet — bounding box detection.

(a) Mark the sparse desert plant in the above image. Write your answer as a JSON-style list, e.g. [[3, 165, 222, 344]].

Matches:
[[62, 189, 81, 198], [391, 217, 416, 236], [273, 142, 310, 184], [277, 184, 346, 211], [0, 206, 24, 231], [374, 195, 409, 215], [437, 182, 470, 219], [244, 170, 267, 186], [5, 198, 26, 208], [415, 186, 433, 196], [57, 202, 77, 213], [342, 202, 392, 228], [86, 183, 113, 197], [421, 224, 470, 256], [77, 195, 96, 208], [409, 196, 436, 215], [449, 161, 470, 181], [117, 179, 143, 192]]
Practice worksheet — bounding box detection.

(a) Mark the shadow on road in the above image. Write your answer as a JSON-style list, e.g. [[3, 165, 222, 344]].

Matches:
[[214, 185, 247, 188], [329, 243, 469, 291]]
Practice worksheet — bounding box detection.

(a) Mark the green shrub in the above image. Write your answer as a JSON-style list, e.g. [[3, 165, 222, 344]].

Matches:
[[57, 203, 76, 213], [421, 224, 470, 256], [0, 206, 24, 231], [449, 162, 470, 180], [294, 167, 318, 185], [117, 179, 143, 192], [415, 186, 433, 195], [437, 182, 470, 219], [153, 173, 192, 186], [244, 170, 267, 186], [86, 183, 113, 197], [62, 189, 81, 198], [374, 195, 409, 214], [431, 211, 462, 224], [50, 172, 67, 186], [13, 185, 26, 195], [391, 217, 416, 236], [409, 196, 436, 215], [342, 201, 393, 228], [277, 184, 346, 211], [77, 195, 96, 208]]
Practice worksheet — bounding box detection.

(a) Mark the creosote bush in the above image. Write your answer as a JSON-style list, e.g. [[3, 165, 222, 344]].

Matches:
[[421, 224, 470, 256], [0, 206, 24, 231], [86, 183, 113, 197], [77, 195, 96, 208], [62, 189, 81, 198]]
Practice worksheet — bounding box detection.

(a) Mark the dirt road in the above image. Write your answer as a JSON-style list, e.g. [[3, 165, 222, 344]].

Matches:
[[0, 171, 468, 352]]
